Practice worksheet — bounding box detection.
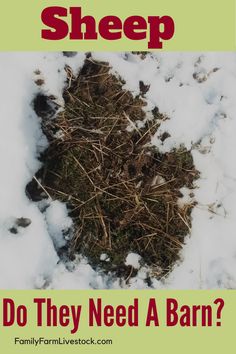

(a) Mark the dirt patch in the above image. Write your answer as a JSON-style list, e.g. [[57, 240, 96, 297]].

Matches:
[[27, 56, 199, 278]]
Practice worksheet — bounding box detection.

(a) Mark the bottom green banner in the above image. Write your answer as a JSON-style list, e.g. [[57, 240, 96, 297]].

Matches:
[[0, 290, 234, 353]]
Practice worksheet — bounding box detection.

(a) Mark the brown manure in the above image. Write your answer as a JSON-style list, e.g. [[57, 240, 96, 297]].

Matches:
[[28, 57, 199, 279]]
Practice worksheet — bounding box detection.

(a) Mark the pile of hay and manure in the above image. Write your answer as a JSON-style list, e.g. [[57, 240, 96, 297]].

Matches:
[[28, 54, 199, 279]]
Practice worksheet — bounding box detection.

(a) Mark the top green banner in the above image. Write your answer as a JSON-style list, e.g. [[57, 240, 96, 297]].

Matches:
[[0, 0, 235, 50]]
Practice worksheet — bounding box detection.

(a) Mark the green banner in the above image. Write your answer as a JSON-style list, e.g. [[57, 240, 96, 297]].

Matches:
[[0, 0, 235, 50], [0, 290, 234, 353]]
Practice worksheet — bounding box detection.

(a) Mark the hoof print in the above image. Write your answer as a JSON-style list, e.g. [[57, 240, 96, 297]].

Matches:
[[9, 217, 32, 235], [16, 218, 32, 228]]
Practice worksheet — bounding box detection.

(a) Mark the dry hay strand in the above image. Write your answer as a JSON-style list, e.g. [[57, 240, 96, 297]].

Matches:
[[28, 57, 199, 278]]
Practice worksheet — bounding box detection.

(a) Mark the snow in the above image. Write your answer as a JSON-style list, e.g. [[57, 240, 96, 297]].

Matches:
[[45, 200, 73, 250], [0, 51, 236, 289], [100, 254, 110, 262], [0, 52, 84, 289], [125, 253, 141, 269]]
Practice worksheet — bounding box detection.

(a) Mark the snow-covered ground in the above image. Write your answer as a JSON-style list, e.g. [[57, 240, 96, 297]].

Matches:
[[0, 52, 236, 289]]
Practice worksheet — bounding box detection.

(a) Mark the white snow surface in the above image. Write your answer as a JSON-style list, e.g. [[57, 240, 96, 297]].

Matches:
[[125, 253, 141, 269], [0, 51, 236, 289]]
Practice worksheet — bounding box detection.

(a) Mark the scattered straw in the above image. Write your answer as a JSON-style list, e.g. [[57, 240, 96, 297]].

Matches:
[[28, 56, 199, 279]]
